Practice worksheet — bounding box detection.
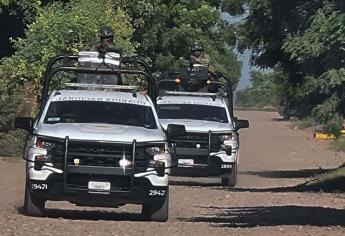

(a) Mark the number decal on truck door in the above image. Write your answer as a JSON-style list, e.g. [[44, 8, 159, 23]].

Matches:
[[31, 183, 48, 190], [221, 164, 232, 169], [149, 190, 166, 196]]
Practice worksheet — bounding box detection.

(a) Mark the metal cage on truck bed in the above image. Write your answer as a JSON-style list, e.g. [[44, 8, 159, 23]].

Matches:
[[156, 69, 234, 118], [40, 54, 156, 111]]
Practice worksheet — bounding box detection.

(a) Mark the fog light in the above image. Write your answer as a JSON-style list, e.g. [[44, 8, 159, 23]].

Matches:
[[225, 146, 232, 155], [119, 159, 132, 167], [73, 158, 80, 166], [34, 155, 51, 170], [149, 160, 166, 177]]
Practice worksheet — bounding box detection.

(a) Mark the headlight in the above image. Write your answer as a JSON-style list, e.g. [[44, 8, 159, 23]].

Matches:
[[219, 133, 233, 142], [36, 137, 55, 149], [146, 146, 165, 156]]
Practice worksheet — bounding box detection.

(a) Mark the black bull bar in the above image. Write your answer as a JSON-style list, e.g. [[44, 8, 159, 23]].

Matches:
[[170, 130, 235, 169], [24, 135, 166, 194]]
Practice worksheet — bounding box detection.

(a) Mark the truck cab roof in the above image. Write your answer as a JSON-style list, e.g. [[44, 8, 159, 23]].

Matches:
[[51, 89, 151, 107], [157, 94, 226, 108]]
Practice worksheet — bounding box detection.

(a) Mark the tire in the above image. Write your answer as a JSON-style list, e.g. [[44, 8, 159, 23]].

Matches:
[[282, 110, 290, 121], [142, 190, 169, 222], [24, 181, 46, 217], [221, 163, 238, 187]]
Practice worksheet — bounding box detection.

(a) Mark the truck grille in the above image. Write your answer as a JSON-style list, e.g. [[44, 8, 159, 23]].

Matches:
[[171, 133, 222, 153], [48, 141, 149, 172]]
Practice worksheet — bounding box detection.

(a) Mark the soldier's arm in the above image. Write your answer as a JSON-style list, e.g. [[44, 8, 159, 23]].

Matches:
[[190, 55, 198, 64], [199, 54, 210, 64], [94, 41, 102, 51], [106, 43, 123, 54]]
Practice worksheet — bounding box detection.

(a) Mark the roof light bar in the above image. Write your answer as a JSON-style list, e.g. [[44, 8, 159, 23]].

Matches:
[[64, 83, 138, 91], [161, 91, 218, 98]]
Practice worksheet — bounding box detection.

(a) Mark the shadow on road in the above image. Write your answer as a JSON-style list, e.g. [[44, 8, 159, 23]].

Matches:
[[17, 205, 143, 221], [180, 205, 345, 228], [270, 117, 287, 122], [170, 179, 220, 187], [240, 168, 333, 179]]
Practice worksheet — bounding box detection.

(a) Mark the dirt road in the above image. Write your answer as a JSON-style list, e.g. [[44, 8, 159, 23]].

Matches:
[[1, 111, 345, 236]]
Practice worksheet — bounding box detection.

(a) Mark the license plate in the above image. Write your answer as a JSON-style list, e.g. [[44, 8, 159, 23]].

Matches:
[[88, 181, 111, 191], [178, 159, 194, 167]]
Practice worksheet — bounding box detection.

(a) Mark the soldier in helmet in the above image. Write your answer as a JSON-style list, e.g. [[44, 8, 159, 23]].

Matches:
[[190, 42, 210, 66], [95, 26, 123, 55], [90, 26, 123, 84]]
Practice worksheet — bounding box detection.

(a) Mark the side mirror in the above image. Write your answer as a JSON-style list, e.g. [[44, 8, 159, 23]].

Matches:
[[14, 117, 34, 132], [235, 119, 249, 130], [213, 72, 223, 79], [166, 124, 186, 139]]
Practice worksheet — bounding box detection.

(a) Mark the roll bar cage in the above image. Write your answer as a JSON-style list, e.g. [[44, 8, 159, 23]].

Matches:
[[156, 70, 234, 118], [40, 54, 155, 111]]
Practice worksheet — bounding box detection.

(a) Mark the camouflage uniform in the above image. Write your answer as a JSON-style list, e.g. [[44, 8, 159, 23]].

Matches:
[[94, 41, 123, 55], [77, 26, 123, 85], [190, 52, 210, 65]]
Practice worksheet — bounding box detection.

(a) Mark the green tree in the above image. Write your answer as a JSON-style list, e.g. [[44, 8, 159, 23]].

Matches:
[[121, 0, 241, 85], [237, 0, 345, 125], [1, 0, 134, 89], [0, 0, 135, 155], [235, 70, 285, 108]]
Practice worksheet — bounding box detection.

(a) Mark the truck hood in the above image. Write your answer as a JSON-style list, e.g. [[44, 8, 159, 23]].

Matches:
[[159, 119, 234, 133], [35, 123, 165, 143]]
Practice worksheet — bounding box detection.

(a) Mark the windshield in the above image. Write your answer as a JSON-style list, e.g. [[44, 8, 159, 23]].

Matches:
[[44, 101, 157, 129], [157, 104, 228, 123]]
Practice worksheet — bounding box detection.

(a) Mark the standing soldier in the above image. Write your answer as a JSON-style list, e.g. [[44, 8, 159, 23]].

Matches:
[[190, 42, 210, 66], [95, 26, 123, 55], [77, 26, 122, 85]]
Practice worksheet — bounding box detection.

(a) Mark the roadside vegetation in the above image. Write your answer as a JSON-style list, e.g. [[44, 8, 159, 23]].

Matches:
[[235, 70, 285, 110], [301, 165, 345, 192], [236, 1, 345, 138]]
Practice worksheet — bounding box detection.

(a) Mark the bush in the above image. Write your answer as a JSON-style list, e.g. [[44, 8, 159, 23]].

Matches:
[[0, 83, 31, 157], [0, 130, 25, 157], [292, 116, 318, 129], [323, 114, 343, 138], [330, 137, 345, 152]]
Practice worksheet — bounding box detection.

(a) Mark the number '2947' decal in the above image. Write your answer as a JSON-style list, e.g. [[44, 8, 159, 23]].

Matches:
[[149, 190, 166, 196]]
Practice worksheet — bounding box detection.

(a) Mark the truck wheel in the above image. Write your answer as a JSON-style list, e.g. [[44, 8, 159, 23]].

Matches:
[[24, 182, 46, 217], [142, 190, 169, 222], [221, 163, 238, 187], [282, 110, 290, 121]]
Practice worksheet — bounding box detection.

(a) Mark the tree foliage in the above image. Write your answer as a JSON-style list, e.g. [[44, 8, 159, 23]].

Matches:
[[0, 0, 135, 156], [235, 70, 285, 108], [238, 0, 345, 126], [1, 0, 134, 88], [121, 0, 241, 83]]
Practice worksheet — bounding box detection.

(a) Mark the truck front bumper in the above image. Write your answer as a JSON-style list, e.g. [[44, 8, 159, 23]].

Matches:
[[28, 173, 168, 205], [171, 148, 237, 177]]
